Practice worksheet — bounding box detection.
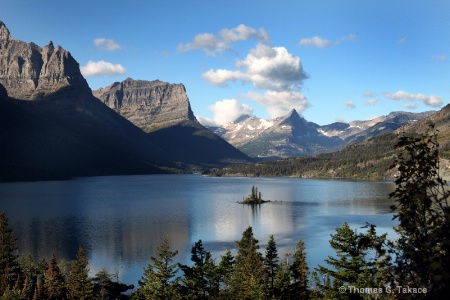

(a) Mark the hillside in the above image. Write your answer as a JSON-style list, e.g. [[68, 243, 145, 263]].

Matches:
[[209, 105, 450, 180]]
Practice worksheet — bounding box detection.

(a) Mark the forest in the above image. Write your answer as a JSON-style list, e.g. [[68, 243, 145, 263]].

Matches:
[[1, 125, 449, 299]]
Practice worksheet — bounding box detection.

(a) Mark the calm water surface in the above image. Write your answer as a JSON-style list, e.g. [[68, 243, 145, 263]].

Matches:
[[0, 174, 397, 286]]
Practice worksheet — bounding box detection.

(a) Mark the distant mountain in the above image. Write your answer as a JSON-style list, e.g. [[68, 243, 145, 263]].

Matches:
[[93, 78, 196, 132], [0, 21, 250, 181], [209, 105, 450, 180], [207, 109, 434, 159], [93, 78, 252, 168]]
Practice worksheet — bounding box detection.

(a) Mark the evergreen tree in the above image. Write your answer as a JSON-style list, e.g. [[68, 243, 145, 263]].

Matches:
[[316, 222, 387, 299], [388, 123, 450, 297], [66, 247, 94, 300], [290, 239, 309, 299], [179, 240, 215, 300], [273, 261, 291, 300], [43, 253, 66, 300], [135, 235, 180, 300], [264, 235, 278, 293], [229, 227, 267, 300], [0, 212, 19, 296], [213, 249, 234, 299]]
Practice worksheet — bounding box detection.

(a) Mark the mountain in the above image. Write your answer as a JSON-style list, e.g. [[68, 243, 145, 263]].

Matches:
[[0, 21, 250, 181], [93, 78, 196, 132], [208, 109, 434, 159], [238, 109, 342, 158], [93, 78, 252, 168], [209, 105, 450, 180]]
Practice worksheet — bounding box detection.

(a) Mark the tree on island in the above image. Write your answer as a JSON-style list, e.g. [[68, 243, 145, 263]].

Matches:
[[241, 186, 269, 204]]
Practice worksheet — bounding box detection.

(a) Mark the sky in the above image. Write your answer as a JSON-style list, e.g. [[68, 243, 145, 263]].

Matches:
[[1, 0, 449, 126]]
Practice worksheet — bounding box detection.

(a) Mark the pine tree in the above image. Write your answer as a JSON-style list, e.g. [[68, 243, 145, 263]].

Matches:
[[388, 123, 450, 297], [179, 240, 216, 300], [213, 249, 234, 299], [273, 261, 291, 300], [66, 247, 94, 300], [136, 235, 180, 300], [290, 239, 309, 299], [0, 212, 19, 296], [43, 253, 66, 300], [264, 235, 278, 293], [229, 227, 267, 300]]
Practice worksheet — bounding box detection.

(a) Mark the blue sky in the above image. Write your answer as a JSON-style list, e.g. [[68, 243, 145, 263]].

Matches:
[[1, 0, 449, 125]]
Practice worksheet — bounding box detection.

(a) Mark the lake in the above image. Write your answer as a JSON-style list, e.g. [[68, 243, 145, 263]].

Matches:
[[0, 174, 397, 287]]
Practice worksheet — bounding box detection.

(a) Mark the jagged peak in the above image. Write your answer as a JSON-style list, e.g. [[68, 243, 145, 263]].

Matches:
[[234, 114, 251, 123], [0, 21, 11, 40]]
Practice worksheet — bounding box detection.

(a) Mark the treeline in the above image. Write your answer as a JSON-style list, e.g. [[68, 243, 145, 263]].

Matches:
[[1, 125, 450, 299]]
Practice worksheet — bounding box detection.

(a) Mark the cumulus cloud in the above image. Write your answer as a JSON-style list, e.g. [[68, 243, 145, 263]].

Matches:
[[364, 99, 379, 106], [203, 43, 307, 92], [196, 115, 218, 127], [299, 34, 357, 48], [93, 38, 122, 51], [344, 100, 356, 109], [208, 99, 254, 125], [178, 24, 270, 56], [243, 90, 308, 118], [385, 91, 443, 108], [80, 60, 126, 77]]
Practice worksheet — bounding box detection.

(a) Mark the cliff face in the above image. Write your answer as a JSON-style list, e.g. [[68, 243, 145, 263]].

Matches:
[[0, 21, 89, 100], [93, 78, 197, 132]]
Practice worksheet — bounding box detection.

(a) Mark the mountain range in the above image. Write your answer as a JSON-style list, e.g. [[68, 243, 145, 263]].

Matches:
[[208, 109, 434, 158], [0, 21, 250, 181]]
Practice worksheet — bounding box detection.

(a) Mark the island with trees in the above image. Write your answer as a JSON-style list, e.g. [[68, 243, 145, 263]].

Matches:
[[240, 186, 270, 204]]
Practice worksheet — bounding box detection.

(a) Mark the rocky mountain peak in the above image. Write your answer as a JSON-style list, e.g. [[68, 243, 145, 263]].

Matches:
[[93, 78, 197, 132], [0, 21, 11, 40], [0, 21, 90, 100]]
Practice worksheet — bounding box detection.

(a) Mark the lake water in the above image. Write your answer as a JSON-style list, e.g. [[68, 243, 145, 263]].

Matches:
[[0, 174, 397, 287]]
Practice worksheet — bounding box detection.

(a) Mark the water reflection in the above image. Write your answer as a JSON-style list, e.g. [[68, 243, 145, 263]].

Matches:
[[0, 175, 397, 286]]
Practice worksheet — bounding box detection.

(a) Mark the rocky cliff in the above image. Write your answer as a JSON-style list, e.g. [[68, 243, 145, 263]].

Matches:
[[0, 21, 89, 101], [93, 78, 197, 131]]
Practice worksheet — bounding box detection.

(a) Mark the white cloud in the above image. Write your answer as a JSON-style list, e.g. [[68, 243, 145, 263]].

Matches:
[[344, 100, 356, 109], [404, 104, 417, 109], [362, 91, 378, 97], [385, 91, 443, 108], [243, 90, 308, 118], [335, 117, 346, 123], [80, 60, 126, 77], [196, 115, 218, 127], [203, 44, 307, 92], [93, 38, 122, 51], [208, 99, 254, 126], [177, 24, 270, 56], [299, 34, 357, 48], [397, 37, 407, 44], [364, 99, 379, 106], [298, 36, 332, 48]]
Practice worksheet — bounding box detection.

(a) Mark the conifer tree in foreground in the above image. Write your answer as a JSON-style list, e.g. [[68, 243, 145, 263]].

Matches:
[[43, 253, 66, 300], [0, 212, 19, 296], [290, 239, 309, 299], [135, 235, 180, 300], [229, 226, 267, 300], [179, 239, 216, 300], [388, 123, 450, 297], [264, 235, 278, 294], [66, 247, 94, 300]]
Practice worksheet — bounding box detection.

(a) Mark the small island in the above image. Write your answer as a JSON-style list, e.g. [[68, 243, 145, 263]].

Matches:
[[240, 186, 270, 204]]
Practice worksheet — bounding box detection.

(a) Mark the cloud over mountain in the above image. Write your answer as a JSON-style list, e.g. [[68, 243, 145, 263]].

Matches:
[[177, 24, 269, 56], [80, 60, 126, 77], [385, 91, 443, 108], [243, 90, 308, 118], [207, 99, 254, 126]]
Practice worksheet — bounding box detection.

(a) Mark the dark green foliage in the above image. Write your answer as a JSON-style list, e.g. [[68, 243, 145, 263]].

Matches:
[[229, 227, 267, 299], [316, 222, 388, 299], [388, 123, 450, 297], [290, 240, 309, 299], [264, 235, 278, 293], [178, 240, 216, 299], [66, 247, 94, 300], [0, 212, 19, 296], [241, 186, 268, 204], [42, 253, 65, 300], [92, 269, 134, 300], [135, 235, 180, 300]]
